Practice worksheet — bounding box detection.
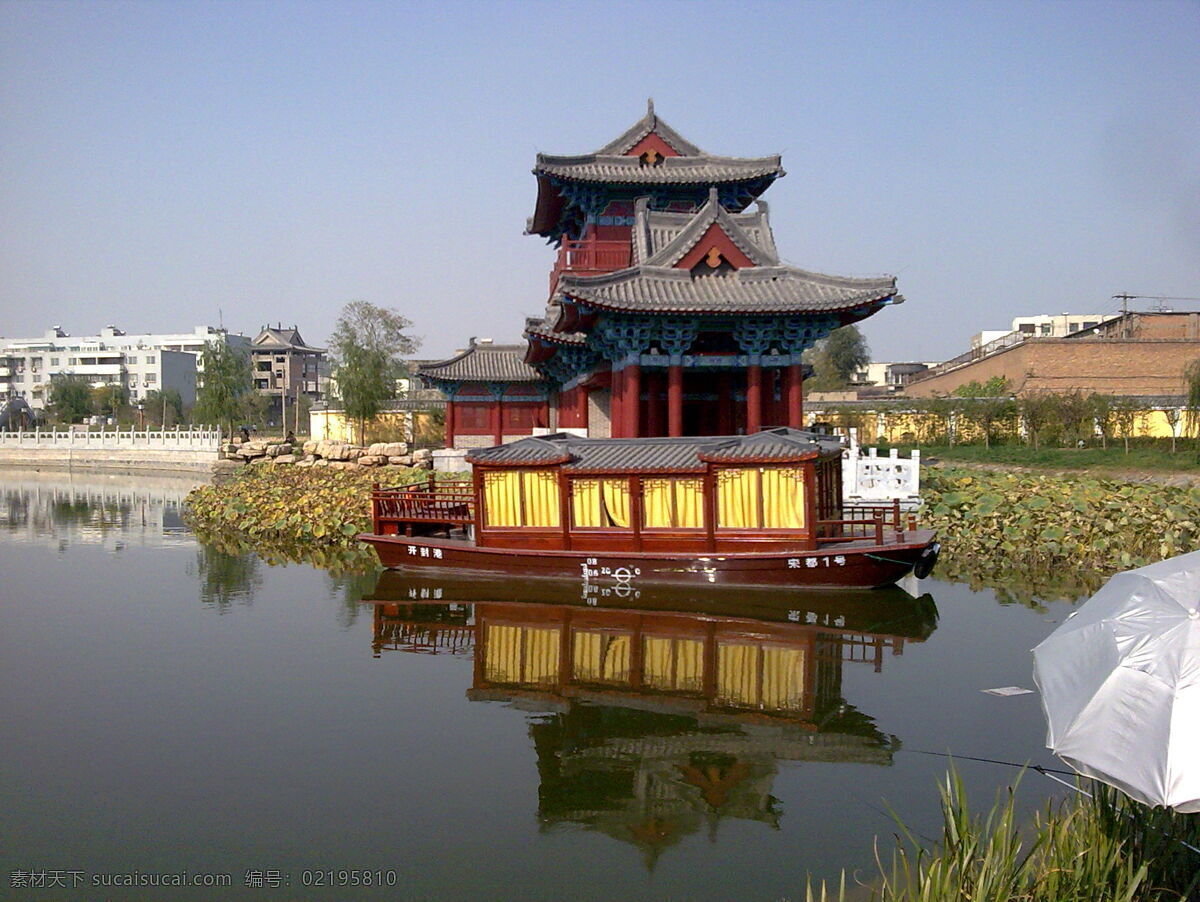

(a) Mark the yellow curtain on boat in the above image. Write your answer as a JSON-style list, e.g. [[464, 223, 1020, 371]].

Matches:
[[483, 472, 523, 527], [674, 479, 704, 529], [485, 624, 559, 686], [521, 470, 560, 528], [572, 631, 630, 684], [643, 636, 704, 691], [761, 468, 806, 529], [761, 646, 805, 711], [642, 478, 704, 529], [602, 480, 631, 528], [717, 469, 759, 529], [571, 479, 602, 528], [642, 479, 672, 528]]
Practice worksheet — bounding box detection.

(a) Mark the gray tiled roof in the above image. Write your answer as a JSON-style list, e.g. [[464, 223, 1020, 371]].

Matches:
[[534, 154, 784, 186], [596, 99, 702, 156], [252, 327, 325, 353], [466, 428, 843, 471], [633, 190, 779, 267], [418, 341, 544, 384], [560, 266, 900, 316], [523, 316, 586, 345], [637, 202, 778, 265], [533, 101, 784, 186]]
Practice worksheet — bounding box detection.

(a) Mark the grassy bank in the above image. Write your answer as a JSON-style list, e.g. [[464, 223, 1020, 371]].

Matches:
[[807, 771, 1200, 902], [891, 441, 1200, 476]]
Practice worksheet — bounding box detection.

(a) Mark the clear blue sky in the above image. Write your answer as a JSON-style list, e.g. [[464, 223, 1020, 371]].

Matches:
[[1, 0, 1197, 362]]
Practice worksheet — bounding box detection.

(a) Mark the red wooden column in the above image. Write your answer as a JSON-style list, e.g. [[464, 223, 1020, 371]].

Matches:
[[491, 393, 503, 446], [786, 363, 804, 429], [746, 363, 763, 434], [625, 361, 641, 438], [444, 399, 456, 448], [667, 362, 683, 437], [646, 370, 663, 437], [717, 372, 733, 435], [609, 363, 623, 438]]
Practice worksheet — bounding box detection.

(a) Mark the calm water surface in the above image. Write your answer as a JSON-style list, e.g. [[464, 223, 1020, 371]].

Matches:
[[0, 472, 1074, 901]]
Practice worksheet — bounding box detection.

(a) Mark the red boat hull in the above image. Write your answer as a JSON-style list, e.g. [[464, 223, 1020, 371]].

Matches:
[[358, 530, 938, 589]]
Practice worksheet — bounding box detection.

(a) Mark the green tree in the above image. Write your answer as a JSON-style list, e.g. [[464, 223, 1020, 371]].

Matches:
[[1184, 359, 1200, 442], [91, 383, 128, 419], [1110, 397, 1139, 454], [329, 301, 420, 441], [193, 341, 254, 435], [144, 388, 184, 428], [48, 375, 93, 424], [1089, 393, 1116, 449], [951, 375, 1010, 398], [804, 325, 870, 391]]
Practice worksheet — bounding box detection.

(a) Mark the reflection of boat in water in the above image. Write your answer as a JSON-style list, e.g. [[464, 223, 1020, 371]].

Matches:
[[365, 573, 937, 859], [359, 430, 939, 589]]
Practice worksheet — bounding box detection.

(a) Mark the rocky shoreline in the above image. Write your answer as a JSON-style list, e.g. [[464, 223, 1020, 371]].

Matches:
[[214, 436, 434, 475]]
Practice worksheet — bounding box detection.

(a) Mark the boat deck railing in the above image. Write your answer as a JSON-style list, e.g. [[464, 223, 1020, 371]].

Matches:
[[816, 500, 916, 546], [371, 476, 475, 535]]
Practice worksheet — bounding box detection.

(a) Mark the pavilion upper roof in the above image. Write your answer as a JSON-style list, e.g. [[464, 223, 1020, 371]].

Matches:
[[533, 100, 784, 186], [528, 102, 784, 237], [417, 339, 544, 385]]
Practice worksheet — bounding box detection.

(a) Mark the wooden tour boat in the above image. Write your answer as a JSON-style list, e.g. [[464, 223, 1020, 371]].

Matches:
[[358, 428, 939, 589]]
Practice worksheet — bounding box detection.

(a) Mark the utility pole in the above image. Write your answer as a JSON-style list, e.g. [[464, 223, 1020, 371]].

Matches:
[[1112, 293, 1135, 339]]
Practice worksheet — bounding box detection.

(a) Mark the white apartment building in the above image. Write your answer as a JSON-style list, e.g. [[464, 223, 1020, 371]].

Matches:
[[0, 325, 250, 410], [853, 361, 941, 391], [971, 313, 1119, 349]]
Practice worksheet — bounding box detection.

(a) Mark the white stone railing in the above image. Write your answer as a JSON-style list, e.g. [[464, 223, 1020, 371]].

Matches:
[[843, 429, 921, 509], [0, 426, 222, 451]]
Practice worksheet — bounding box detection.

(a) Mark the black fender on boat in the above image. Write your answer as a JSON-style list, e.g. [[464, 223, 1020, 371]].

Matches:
[[913, 542, 941, 580]]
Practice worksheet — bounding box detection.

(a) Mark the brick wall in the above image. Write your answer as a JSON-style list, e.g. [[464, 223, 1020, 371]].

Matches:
[[906, 339, 1200, 398]]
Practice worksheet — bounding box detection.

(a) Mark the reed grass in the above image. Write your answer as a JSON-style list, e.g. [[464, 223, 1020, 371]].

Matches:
[[806, 770, 1200, 902]]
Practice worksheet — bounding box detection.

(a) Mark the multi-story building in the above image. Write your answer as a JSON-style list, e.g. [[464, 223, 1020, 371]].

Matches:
[[249, 325, 325, 423], [0, 325, 249, 410], [971, 313, 1118, 349], [853, 361, 941, 392]]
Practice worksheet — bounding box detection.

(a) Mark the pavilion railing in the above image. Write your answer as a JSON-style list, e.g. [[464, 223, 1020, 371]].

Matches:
[[549, 239, 632, 295]]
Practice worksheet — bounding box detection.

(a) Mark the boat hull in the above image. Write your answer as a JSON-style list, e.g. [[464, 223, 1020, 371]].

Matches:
[[358, 530, 938, 589]]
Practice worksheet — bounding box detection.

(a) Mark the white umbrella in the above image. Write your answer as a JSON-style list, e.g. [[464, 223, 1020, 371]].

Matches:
[[1032, 550, 1200, 812]]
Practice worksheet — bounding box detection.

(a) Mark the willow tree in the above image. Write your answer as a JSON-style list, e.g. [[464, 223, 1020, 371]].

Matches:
[[329, 301, 420, 443]]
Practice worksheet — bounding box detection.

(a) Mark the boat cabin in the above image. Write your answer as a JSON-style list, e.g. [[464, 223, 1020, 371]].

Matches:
[[370, 428, 909, 555]]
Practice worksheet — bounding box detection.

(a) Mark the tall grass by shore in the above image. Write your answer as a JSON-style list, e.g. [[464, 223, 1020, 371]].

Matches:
[[807, 771, 1200, 902]]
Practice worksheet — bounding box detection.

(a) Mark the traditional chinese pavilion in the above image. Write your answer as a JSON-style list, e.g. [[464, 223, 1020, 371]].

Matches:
[[421, 102, 902, 448]]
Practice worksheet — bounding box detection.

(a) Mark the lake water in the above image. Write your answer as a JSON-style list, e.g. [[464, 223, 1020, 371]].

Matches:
[[0, 472, 1075, 901]]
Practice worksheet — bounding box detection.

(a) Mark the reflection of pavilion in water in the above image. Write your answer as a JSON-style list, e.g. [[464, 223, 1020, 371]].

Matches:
[[369, 576, 936, 861], [0, 472, 199, 550]]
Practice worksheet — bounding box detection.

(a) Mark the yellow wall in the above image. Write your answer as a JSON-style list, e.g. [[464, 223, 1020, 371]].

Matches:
[[308, 409, 411, 444], [806, 405, 1186, 443]]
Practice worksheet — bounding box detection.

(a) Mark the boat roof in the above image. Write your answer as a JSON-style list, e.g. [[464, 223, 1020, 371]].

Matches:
[[466, 427, 844, 472]]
